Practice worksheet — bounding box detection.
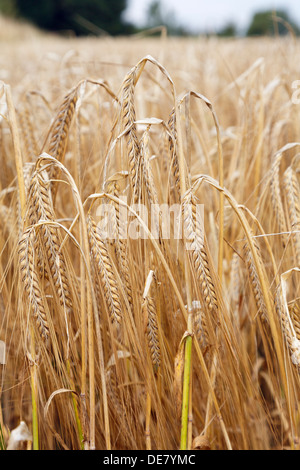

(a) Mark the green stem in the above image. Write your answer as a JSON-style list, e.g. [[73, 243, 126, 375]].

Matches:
[[67, 360, 84, 449], [0, 418, 5, 450], [180, 331, 193, 450], [174, 96, 194, 451]]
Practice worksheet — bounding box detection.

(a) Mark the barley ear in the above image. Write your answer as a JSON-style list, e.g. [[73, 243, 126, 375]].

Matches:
[[19, 228, 50, 342]]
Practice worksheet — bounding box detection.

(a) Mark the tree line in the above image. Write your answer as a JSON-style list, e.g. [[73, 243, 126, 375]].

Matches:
[[0, 0, 299, 37]]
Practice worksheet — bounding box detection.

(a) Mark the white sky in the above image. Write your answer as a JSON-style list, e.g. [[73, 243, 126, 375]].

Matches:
[[123, 0, 300, 33]]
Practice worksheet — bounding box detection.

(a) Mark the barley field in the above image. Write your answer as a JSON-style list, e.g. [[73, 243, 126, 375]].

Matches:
[[0, 16, 300, 450]]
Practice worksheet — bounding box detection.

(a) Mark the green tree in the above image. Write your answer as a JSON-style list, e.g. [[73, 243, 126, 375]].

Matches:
[[0, 0, 132, 36], [247, 10, 300, 36], [0, 0, 17, 16], [145, 0, 189, 36], [217, 22, 237, 37]]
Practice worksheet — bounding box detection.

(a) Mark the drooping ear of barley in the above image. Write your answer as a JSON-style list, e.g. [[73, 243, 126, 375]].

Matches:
[[142, 295, 161, 372], [106, 181, 133, 308], [140, 127, 164, 243], [17, 100, 39, 161], [182, 189, 219, 317], [44, 84, 79, 200], [23, 162, 35, 194], [46, 86, 78, 165], [290, 300, 300, 340], [229, 253, 241, 328], [18, 227, 49, 342], [167, 109, 181, 198], [87, 214, 122, 326], [105, 355, 139, 450], [120, 68, 141, 203], [106, 366, 124, 419], [270, 152, 287, 243], [27, 167, 73, 316], [283, 166, 300, 265], [140, 128, 159, 208], [193, 300, 209, 350], [275, 274, 300, 371], [243, 236, 268, 322]]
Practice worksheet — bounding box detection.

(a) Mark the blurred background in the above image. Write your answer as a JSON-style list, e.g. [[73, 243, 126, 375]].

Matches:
[[0, 0, 300, 37]]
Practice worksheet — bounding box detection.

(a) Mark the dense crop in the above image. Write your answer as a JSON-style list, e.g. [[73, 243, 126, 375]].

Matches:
[[0, 22, 300, 450]]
